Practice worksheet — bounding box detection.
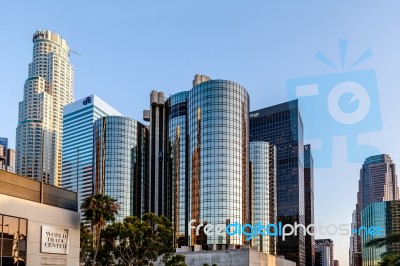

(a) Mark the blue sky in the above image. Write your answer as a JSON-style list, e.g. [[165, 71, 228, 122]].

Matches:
[[1, 1, 400, 264]]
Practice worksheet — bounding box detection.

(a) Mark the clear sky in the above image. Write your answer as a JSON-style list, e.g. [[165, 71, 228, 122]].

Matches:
[[1, 1, 400, 265]]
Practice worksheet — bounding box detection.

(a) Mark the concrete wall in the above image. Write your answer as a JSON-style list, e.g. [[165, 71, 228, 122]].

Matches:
[[0, 170, 77, 211], [0, 193, 80, 266], [170, 248, 296, 266]]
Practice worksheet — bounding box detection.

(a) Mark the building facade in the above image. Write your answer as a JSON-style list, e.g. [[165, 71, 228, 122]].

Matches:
[[361, 200, 400, 265], [16, 30, 74, 186], [250, 100, 305, 264], [187, 78, 250, 246], [0, 170, 80, 266], [352, 154, 399, 265], [146, 90, 168, 217], [315, 239, 334, 266], [6, 149, 15, 174], [62, 95, 122, 211], [164, 91, 190, 247], [0, 145, 5, 171], [93, 116, 148, 221], [249, 141, 277, 255], [304, 144, 315, 266]]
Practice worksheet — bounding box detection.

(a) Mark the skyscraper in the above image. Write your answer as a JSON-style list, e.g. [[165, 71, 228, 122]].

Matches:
[[145, 75, 250, 247], [164, 91, 190, 247], [62, 95, 122, 211], [315, 239, 334, 266], [16, 30, 74, 186], [304, 144, 315, 266], [93, 116, 148, 221], [0, 138, 8, 171], [250, 141, 277, 255], [352, 154, 399, 265], [187, 77, 250, 246], [146, 90, 167, 217], [0, 138, 8, 151], [250, 100, 305, 264], [0, 145, 6, 171], [6, 149, 15, 174]]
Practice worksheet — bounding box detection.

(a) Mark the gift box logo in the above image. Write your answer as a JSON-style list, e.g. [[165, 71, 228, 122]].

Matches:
[[287, 40, 382, 167]]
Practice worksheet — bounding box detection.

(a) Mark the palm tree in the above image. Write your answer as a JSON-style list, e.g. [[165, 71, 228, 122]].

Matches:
[[81, 193, 119, 266], [366, 233, 400, 248], [366, 233, 400, 265]]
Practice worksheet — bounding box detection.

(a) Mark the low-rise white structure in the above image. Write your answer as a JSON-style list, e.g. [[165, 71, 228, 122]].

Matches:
[[0, 170, 80, 266]]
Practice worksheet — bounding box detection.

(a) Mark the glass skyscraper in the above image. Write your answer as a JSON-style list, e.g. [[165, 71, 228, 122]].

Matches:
[[187, 79, 249, 246], [304, 144, 315, 266], [250, 141, 277, 254], [250, 100, 305, 265], [352, 154, 399, 266], [62, 95, 122, 211], [361, 201, 389, 266], [93, 116, 148, 221], [16, 30, 74, 186], [164, 91, 190, 246]]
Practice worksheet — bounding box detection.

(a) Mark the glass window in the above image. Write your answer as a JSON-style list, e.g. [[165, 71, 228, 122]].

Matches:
[[0, 215, 27, 266]]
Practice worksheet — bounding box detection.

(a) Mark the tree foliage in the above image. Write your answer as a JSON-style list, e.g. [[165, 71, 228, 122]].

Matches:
[[81, 193, 119, 266], [101, 213, 178, 266]]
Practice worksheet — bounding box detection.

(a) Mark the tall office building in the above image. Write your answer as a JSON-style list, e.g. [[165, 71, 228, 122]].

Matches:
[[164, 91, 190, 247], [250, 141, 277, 255], [0, 145, 5, 170], [315, 239, 334, 266], [0, 138, 8, 152], [349, 210, 359, 266], [187, 77, 250, 246], [250, 100, 305, 264], [304, 144, 315, 266], [361, 200, 400, 265], [16, 30, 74, 186], [62, 95, 122, 211], [93, 116, 148, 222], [6, 149, 15, 174], [0, 138, 7, 171], [352, 154, 399, 265], [146, 90, 167, 217], [145, 75, 250, 247]]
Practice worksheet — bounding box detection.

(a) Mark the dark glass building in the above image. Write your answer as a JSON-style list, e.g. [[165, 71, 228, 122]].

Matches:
[[250, 100, 305, 265], [93, 116, 148, 221], [304, 144, 315, 266]]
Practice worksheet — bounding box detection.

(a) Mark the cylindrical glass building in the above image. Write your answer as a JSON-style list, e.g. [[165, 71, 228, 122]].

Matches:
[[250, 141, 276, 254], [165, 91, 189, 247], [187, 80, 250, 245], [93, 116, 148, 222]]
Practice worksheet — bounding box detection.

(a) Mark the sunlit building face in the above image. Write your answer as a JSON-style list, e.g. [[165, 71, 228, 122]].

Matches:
[[187, 80, 250, 245], [93, 116, 148, 222]]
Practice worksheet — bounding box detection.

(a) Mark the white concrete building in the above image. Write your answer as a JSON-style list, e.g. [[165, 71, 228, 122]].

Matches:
[[0, 170, 80, 265], [16, 30, 74, 186]]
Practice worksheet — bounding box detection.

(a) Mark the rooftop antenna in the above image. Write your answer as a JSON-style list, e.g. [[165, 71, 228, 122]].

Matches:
[[70, 50, 82, 56]]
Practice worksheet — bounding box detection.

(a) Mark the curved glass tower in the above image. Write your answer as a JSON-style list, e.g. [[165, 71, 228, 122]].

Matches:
[[187, 79, 250, 245], [93, 116, 148, 221], [250, 141, 276, 255], [165, 91, 189, 246]]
